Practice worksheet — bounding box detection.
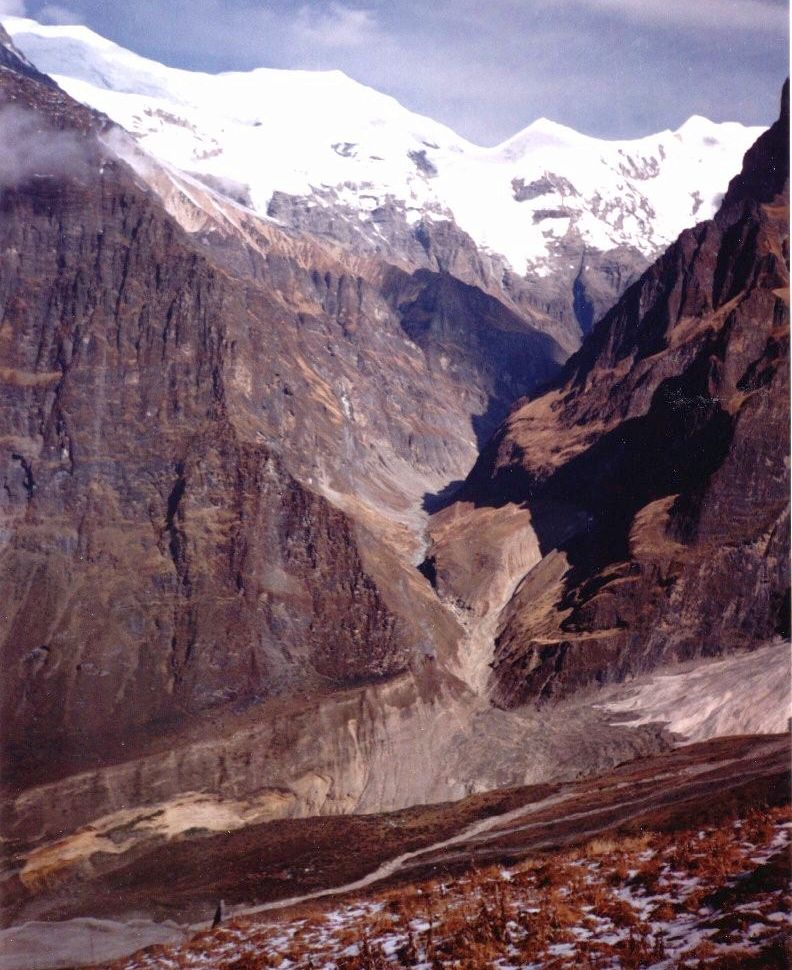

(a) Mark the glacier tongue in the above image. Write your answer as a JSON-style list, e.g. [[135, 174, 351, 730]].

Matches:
[[599, 640, 791, 743], [4, 16, 764, 279]]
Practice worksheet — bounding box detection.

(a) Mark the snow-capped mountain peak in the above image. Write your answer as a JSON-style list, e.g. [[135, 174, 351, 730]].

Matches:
[[3, 15, 764, 284]]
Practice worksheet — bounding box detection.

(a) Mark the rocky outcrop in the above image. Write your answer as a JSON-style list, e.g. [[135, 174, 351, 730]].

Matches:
[[0, 161, 427, 788], [381, 268, 565, 448], [427, 84, 790, 708], [0, 24, 54, 89], [267, 190, 584, 354], [268, 187, 653, 349], [570, 244, 648, 335]]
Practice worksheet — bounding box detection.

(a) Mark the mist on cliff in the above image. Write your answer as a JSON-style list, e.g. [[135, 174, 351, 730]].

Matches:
[[0, 103, 90, 186]]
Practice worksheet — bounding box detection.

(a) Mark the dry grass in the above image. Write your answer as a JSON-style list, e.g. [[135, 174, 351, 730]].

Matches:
[[100, 805, 790, 970]]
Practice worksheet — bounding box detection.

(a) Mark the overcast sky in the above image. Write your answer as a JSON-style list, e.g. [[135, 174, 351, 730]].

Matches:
[[2, 0, 788, 144]]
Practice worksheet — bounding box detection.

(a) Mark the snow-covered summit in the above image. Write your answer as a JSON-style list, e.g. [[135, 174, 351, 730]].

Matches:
[[3, 16, 765, 277]]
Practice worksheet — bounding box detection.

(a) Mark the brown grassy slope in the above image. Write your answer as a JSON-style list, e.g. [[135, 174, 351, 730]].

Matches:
[[100, 803, 791, 970]]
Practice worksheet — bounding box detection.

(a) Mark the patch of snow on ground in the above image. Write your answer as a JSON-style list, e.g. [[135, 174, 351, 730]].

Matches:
[[99, 809, 790, 970]]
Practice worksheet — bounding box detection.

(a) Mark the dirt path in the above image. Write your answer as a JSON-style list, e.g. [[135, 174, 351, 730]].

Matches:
[[231, 734, 788, 919], [2, 734, 787, 970], [231, 788, 576, 919]]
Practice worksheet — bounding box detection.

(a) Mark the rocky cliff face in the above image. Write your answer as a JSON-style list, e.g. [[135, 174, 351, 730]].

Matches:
[[0, 56, 571, 792], [266, 189, 625, 353], [0, 23, 53, 87], [427, 84, 790, 708]]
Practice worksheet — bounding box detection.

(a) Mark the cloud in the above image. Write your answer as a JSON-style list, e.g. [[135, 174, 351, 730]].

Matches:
[[568, 0, 787, 32], [38, 3, 83, 24], [16, 0, 787, 143], [292, 3, 380, 50], [0, 0, 27, 16], [0, 105, 90, 186]]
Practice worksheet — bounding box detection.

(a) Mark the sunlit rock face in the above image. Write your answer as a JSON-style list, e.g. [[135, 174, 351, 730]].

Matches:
[[0, 33, 570, 815]]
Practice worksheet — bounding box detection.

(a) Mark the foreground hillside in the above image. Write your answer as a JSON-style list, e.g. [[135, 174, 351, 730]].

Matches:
[[108, 811, 791, 970], [80, 742, 789, 970]]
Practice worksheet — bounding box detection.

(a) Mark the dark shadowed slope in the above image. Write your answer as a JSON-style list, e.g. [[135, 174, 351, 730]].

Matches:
[[426, 82, 790, 707]]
